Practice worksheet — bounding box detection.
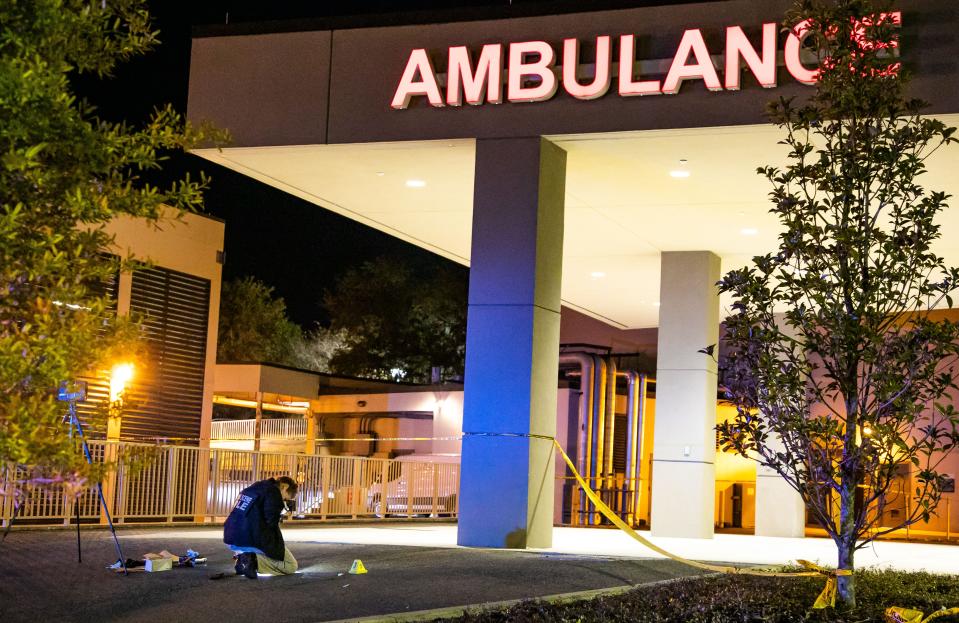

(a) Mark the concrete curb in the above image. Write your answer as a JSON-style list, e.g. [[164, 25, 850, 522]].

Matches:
[[319, 575, 709, 623]]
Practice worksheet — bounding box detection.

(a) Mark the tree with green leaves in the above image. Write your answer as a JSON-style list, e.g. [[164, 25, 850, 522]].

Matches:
[[324, 257, 467, 383], [717, 0, 959, 608], [217, 276, 303, 365], [0, 1, 221, 495], [289, 326, 347, 374]]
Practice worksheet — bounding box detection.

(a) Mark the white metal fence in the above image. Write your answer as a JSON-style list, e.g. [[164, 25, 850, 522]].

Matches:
[[210, 418, 308, 440], [1, 442, 459, 527]]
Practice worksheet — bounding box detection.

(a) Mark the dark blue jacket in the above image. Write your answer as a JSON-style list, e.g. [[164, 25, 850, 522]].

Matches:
[[223, 478, 285, 560]]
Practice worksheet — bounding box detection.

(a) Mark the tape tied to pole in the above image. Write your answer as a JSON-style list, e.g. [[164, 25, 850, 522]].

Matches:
[[465, 431, 851, 607]]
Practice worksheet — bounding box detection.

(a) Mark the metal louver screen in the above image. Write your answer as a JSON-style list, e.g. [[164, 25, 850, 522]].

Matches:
[[76, 268, 119, 438], [125, 267, 210, 444], [613, 414, 627, 473]]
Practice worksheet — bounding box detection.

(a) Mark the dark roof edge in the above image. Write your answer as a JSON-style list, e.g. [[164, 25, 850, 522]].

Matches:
[[191, 0, 716, 38], [216, 360, 428, 386]]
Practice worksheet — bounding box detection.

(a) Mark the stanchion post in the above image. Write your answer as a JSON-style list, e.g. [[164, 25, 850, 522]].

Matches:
[[432, 463, 440, 517], [1, 464, 11, 528], [319, 456, 330, 520], [946, 497, 951, 540], [165, 448, 176, 523], [351, 458, 362, 519]]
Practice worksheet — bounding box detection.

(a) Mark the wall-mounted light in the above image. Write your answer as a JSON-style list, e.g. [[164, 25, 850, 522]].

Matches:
[[669, 159, 691, 178], [109, 363, 135, 403]]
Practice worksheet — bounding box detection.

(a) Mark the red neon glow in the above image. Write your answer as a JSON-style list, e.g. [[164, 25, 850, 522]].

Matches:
[[852, 11, 901, 50], [617, 34, 662, 96], [849, 11, 902, 77], [391, 49, 444, 109], [662, 29, 722, 94], [507, 41, 558, 103], [447, 44, 504, 106], [562, 36, 612, 100], [724, 23, 778, 90], [784, 19, 819, 85]]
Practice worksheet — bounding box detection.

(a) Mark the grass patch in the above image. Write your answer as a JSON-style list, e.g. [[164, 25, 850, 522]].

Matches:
[[440, 569, 959, 622]]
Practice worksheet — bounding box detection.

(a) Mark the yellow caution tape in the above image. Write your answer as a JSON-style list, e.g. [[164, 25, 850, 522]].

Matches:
[[796, 560, 854, 609], [104, 429, 953, 613], [549, 438, 844, 608], [549, 438, 959, 613], [886, 607, 959, 623]]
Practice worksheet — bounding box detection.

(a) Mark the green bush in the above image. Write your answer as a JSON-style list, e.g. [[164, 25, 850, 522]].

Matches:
[[441, 570, 959, 623]]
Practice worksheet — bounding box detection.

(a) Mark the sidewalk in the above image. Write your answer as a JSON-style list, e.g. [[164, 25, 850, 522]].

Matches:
[[133, 522, 959, 573]]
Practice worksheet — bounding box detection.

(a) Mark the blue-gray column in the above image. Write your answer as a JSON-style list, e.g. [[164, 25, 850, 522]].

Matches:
[[457, 137, 566, 549]]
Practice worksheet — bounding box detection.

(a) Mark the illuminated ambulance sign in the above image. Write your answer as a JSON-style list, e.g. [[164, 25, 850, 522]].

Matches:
[[391, 15, 900, 109]]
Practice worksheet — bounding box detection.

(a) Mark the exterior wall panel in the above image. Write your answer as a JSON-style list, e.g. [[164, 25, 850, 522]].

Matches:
[[188, 31, 331, 147], [188, 0, 959, 146]]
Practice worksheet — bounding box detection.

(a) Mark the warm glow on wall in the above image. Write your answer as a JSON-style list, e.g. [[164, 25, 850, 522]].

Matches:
[[109, 363, 135, 402]]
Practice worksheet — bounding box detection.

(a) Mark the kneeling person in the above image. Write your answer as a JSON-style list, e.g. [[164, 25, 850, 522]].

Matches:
[[224, 475, 299, 578]]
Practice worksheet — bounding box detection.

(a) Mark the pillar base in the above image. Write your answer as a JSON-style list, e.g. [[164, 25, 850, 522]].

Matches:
[[650, 460, 715, 539], [755, 472, 806, 538]]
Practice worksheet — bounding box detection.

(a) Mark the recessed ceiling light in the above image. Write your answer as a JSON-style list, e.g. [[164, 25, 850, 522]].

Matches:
[[740, 228, 759, 236], [405, 179, 426, 188], [590, 271, 606, 279], [375, 171, 385, 176], [669, 159, 690, 179]]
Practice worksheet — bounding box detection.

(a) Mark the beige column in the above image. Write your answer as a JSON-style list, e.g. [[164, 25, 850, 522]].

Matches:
[[755, 315, 807, 537], [99, 415, 122, 525], [99, 271, 133, 524], [194, 271, 220, 520], [755, 447, 807, 537], [650, 251, 720, 539]]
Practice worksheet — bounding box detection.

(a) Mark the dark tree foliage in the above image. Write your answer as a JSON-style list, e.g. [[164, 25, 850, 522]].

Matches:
[[217, 276, 303, 365], [0, 1, 222, 493], [324, 257, 467, 383], [717, 0, 959, 608]]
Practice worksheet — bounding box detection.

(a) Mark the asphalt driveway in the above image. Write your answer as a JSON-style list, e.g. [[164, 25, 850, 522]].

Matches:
[[0, 525, 707, 622]]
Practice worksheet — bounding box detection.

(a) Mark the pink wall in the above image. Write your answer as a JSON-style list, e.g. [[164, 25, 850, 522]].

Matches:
[[560, 306, 657, 354]]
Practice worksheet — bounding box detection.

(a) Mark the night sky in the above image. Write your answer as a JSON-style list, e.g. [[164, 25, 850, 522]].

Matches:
[[79, 0, 711, 328]]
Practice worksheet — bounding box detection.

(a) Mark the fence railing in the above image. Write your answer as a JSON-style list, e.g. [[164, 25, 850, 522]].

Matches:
[[210, 418, 308, 441], [1, 442, 459, 527]]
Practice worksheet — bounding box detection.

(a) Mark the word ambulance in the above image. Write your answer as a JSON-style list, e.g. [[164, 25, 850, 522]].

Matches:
[[391, 15, 901, 109]]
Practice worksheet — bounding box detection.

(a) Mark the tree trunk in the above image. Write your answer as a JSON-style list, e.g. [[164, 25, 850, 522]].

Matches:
[[837, 476, 857, 608], [837, 537, 856, 608]]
